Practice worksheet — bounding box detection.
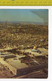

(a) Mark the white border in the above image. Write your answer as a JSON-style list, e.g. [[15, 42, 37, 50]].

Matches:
[[0, 6, 51, 81]]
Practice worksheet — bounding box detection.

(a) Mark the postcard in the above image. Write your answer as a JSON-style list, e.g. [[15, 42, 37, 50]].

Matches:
[[0, 7, 48, 79]]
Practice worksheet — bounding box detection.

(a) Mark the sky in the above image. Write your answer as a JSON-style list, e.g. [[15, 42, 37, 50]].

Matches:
[[0, 9, 48, 23]]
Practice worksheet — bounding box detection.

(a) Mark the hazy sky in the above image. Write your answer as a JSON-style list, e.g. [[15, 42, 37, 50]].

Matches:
[[0, 9, 48, 23]]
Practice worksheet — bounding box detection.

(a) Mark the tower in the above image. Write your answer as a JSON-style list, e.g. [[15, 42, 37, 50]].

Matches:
[[5, 20, 8, 27]]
